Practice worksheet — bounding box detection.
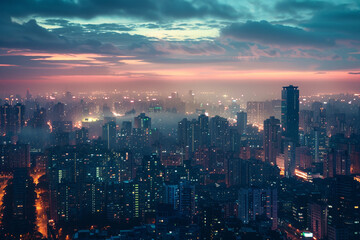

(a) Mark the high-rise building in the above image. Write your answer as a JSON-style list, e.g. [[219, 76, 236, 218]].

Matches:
[[198, 114, 209, 147], [284, 140, 296, 177], [209, 115, 229, 150], [310, 202, 328, 240], [133, 113, 152, 153], [134, 113, 151, 130], [179, 181, 195, 218], [178, 118, 190, 148], [247, 102, 265, 125], [0, 144, 30, 172], [238, 188, 278, 230], [281, 85, 300, 146], [163, 184, 180, 210], [75, 127, 89, 144], [237, 111, 247, 135], [102, 121, 117, 150], [324, 149, 350, 178], [0, 103, 25, 135], [263, 116, 281, 165]]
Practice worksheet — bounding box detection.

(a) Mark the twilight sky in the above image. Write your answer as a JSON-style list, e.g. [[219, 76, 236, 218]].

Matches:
[[0, 0, 359, 94]]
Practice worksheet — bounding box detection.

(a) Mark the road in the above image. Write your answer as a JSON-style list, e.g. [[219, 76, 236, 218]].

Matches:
[[31, 171, 48, 238], [0, 174, 11, 225]]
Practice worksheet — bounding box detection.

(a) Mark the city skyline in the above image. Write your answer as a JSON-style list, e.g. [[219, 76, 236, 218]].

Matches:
[[1, 1, 360, 239]]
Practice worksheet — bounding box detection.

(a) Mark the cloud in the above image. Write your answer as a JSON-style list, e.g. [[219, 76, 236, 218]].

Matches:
[[0, 0, 243, 21], [301, 7, 360, 38], [275, 0, 332, 14], [348, 72, 360, 75], [221, 20, 335, 48]]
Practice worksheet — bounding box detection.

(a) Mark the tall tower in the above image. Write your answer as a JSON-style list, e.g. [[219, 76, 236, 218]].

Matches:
[[237, 111, 247, 135], [263, 116, 281, 165], [102, 121, 116, 150], [281, 85, 299, 146], [281, 85, 299, 177]]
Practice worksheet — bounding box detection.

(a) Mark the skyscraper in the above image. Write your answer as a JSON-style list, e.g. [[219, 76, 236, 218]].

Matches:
[[134, 113, 151, 130], [0, 103, 25, 135], [281, 85, 299, 146], [247, 101, 265, 125], [237, 111, 247, 135], [263, 116, 281, 165], [102, 121, 117, 150], [198, 114, 209, 147]]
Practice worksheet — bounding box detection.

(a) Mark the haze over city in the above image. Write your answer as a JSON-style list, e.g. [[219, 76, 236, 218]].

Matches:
[[0, 1, 360, 240]]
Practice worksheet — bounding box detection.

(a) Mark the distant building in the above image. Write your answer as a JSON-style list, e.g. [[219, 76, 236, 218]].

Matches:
[[238, 187, 278, 230], [237, 111, 247, 135], [263, 116, 281, 165], [247, 102, 265, 126]]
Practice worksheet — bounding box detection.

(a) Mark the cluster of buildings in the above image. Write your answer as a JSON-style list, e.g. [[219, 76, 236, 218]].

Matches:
[[0, 86, 359, 239]]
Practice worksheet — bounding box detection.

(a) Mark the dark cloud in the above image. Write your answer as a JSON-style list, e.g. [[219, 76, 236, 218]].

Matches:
[[348, 72, 360, 75], [221, 20, 335, 48], [275, 0, 332, 14], [0, 17, 144, 55], [301, 7, 360, 37], [0, 0, 242, 20], [84, 23, 133, 32], [0, 16, 68, 51]]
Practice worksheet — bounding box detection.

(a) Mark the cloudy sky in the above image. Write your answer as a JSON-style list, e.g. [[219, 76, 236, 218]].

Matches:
[[0, 0, 359, 93]]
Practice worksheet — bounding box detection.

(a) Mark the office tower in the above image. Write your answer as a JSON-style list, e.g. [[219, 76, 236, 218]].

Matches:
[[333, 113, 346, 135], [281, 85, 299, 146], [299, 110, 313, 135], [246, 101, 265, 125], [75, 127, 89, 144], [102, 121, 117, 150], [349, 137, 360, 174], [229, 101, 240, 117], [0, 103, 25, 135], [237, 111, 247, 135], [52, 102, 65, 121], [263, 116, 281, 165], [292, 193, 309, 230], [237, 188, 278, 230], [327, 176, 359, 239], [209, 115, 229, 149], [52, 121, 72, 133], [163, 184, 180, 210], [1, 168, 36, 238], [119, 120, 132, 148], [229, 126, 241, 152], [179, 181, 195, 218], [178, 118, 190, 148], [323, 149, 350, 178], [121, 121, 132, 136], [133, 113, 152, 154], [33, 107, 47, 129], [198, 114, 209, 147], [324, 135, 352, 178], [295, 146, 312, 170], [52, 121, 72, 146], [189, 119, 200, 153], [227, 158, 249, 187], [0, 144, 30, 172], [284, 140, 296, 177], [310, 202, 328, 240], [14, 103, 25, 133], [310, 127, 327, 162], [134, 113, 151, 130]]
